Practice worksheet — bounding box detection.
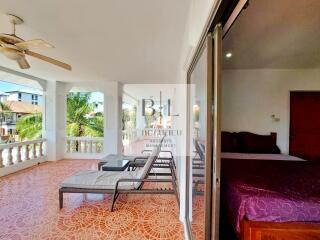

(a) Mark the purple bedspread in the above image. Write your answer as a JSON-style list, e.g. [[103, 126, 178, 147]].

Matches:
[[221, 159, 320, 234]]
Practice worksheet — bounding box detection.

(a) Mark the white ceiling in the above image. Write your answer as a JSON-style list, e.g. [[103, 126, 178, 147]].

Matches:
[[223, 0, 320, 69], [0, 0, 190, 83]]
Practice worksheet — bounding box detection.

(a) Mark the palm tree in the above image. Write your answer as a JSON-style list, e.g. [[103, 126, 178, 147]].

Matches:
[[0, 102, 11, 111], [0, 102, 12, 137], [66, 92, 103, 137], [16, 92, 104, 142], [16, 112, 42, 140]]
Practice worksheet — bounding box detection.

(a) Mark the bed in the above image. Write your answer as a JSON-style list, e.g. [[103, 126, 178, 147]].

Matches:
[[221, 132, 320, 240]]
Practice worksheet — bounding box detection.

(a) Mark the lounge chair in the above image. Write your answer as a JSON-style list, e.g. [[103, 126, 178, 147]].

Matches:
[[97, 150, 175, 170], [192, 139, 205, 196], [59, 145, 179, 211]]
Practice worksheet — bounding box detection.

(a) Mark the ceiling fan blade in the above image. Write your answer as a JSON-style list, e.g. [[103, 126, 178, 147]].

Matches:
[[17, 56, 30, 69], [25, 50, 72, 71], [15, 39, 54, 50], [0, 34, 23, 44]]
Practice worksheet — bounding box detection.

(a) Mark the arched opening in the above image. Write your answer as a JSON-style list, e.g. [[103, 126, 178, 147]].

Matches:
[[65, 90, 104, 155], [0, 70, 45, 167]]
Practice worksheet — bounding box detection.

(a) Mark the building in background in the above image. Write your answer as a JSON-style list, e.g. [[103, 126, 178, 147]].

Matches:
[[0, 101, 41, 137], [4, 89, 43, 105], [0, 89, 42, 141]]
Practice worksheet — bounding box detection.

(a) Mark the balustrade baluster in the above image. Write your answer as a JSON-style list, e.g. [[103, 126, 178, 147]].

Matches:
[[33, 143, 37, 158], [25, 144, 30, 160], [66, 140, 70, 153], [40, 141, 44, 156], [0, 149, 3, 168], [84, 140, 87, 153], [89, 140, 93, 153], [70, 140, 73, 153], [8, 147, 13, 165], [17, 145, 22, 163]]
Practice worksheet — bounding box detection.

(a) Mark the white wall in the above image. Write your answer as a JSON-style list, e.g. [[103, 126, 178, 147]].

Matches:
[[222, 69, 320, 153]]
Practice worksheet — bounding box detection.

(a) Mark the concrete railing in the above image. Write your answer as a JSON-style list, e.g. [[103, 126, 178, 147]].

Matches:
[[66, 137, 104, 154], [0, 138, 46, 168], [122, 129, 138, 142]]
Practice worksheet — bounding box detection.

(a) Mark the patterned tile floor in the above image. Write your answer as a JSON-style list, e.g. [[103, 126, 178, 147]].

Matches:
[[0, 160, 183, 240]]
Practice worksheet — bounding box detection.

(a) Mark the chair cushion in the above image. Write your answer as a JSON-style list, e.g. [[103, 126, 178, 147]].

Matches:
[[60, 170, 143, 190]]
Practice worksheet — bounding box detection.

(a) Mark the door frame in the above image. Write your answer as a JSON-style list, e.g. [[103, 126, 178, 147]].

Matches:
[[184, 0, 246, 239], [185, 25, 222, 240], [185, 33, 215, 240]]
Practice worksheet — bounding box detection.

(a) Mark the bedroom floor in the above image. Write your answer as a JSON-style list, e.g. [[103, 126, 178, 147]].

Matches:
[[0, 160, 184, 240]]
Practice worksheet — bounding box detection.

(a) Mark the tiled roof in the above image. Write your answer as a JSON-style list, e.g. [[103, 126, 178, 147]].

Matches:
[[2, 101, 41, 114]]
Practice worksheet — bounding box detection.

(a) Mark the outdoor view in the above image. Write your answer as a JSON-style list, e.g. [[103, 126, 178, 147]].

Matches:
[[66, 91, 104, 153], [0, 81, 104, 145], [0, 80, 43, 143]]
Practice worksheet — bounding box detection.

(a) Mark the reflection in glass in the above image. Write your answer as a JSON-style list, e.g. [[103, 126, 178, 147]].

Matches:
[[189, 45, 208, 240]]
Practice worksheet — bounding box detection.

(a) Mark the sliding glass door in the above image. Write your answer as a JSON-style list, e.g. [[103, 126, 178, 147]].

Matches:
[[186, 24, 222, 240]]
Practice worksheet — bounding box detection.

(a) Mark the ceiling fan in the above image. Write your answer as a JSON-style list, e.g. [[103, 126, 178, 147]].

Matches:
[[0, 14, 71, 71]]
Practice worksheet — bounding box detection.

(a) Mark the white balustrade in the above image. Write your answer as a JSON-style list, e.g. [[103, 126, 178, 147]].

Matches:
[[122, 129, 139, 144], [66, 137, 103, 154], [0, 139, 46, 168]]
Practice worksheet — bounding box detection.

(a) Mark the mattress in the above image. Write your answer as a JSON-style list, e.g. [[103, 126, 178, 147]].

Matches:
[[221, 152, 305, 161], [221, 158, 320, 234]]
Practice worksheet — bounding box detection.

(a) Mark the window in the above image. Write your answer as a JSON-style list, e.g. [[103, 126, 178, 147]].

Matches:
[[31, 94, 38, 100], [31, 95, 38, 105]]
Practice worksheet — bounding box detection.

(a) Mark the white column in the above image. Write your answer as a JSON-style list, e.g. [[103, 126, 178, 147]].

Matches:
[[45, 81, 67, 161], [103, 82, 123, 155], [136, 100, 145, 138]]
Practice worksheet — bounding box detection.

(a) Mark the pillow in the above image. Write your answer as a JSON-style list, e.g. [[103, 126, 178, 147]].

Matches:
[[221, 131, 237, 152], [237, 132, 281, 154]]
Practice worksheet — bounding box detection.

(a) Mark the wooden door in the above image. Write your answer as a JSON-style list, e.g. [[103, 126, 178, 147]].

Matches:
[[290, 91, 320, 161]]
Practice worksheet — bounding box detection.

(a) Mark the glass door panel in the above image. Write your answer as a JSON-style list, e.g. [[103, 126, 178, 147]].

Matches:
[[188, 35, 213, 240], [186, 24, 222, 240]]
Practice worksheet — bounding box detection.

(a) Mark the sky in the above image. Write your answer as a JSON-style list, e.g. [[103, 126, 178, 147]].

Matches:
[[0, 80, 104, 111], [0, 80, 34, 92]]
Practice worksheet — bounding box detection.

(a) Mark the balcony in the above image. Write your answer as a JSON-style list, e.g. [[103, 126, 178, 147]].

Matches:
[[65, 137, 104, 159], [0, 159, 183, 239], [0, 138, 46, 177], [0, 71, 187, 239]]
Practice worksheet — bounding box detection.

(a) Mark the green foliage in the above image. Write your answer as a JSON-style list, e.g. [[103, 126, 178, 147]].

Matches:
[[66, 92, 104, 137], [0, 103, 12, 136], [16, 92, 104, 141], [0, 102, 11, 111], [16, 112, 42, 140]]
